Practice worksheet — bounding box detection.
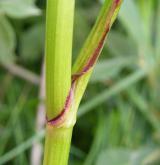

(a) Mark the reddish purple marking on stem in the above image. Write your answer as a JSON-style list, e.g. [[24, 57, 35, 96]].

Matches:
[[115, 0, 122, 6], [72, 26, 110, 83], [72, 0, 121, 83], [83, 27, 110, 72], [71, 71, 86, 83], [47, 0, 120, 126], [47, 86, 74, 126]]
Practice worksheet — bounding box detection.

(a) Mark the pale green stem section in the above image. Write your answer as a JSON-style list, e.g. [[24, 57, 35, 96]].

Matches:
[[45, 0, 75, 120], [43, 126, 73, 165], [72, 0, 123, 112], [44, 0, 75, 164], [72, 0, 122, 74]]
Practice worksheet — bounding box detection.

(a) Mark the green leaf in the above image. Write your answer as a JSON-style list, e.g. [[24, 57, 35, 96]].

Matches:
[[78, 69, 146, 117], [23, 0, 36, 4], [107, 31, 138, 57], [119, 0, 153, 66], [96, 148, 131, 165], [0, 0, 41, 19], [84, 112, 106, 165], [20, 22, 45, 62], [73, 9, 91, 58], [91, 57, 135, 83], [0, 130, 45, 165], [119, 0, 145, 45], [96, 148, 157, 165], [0, 15, 16, 63], [155, 0, 160, 58], [127, 88, 160, 131], [137, 0, 154, 41]]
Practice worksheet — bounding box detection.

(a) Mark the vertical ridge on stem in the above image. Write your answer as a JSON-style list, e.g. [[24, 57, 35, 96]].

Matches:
[[45, 0, 75, 120]]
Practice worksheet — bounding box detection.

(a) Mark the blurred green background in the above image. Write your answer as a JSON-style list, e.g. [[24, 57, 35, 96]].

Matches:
[[0, 0, 160, 164]]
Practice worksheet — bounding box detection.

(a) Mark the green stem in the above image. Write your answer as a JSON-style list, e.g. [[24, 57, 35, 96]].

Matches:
[[44, 0, 75, 164], [45, 0, 75, 120], [43, 125, 73, 165], [43, 0, 122, 164]]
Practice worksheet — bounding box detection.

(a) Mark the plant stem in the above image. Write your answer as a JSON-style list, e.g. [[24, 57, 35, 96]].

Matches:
[[43, 0, 122, 164], [43, 126, 73, 165], [45, 0, 75, 120], [44, 0, 75, 164]]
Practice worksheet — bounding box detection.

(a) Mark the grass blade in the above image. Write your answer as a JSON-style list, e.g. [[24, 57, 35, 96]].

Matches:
[[78, 69, 146, 117]]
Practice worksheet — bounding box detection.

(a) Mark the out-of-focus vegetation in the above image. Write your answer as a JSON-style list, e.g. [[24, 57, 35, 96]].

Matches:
[[0, 0, 160, 164]]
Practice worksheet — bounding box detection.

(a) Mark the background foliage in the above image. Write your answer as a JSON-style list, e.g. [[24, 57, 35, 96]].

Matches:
[[0, 0, 160, 164]]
